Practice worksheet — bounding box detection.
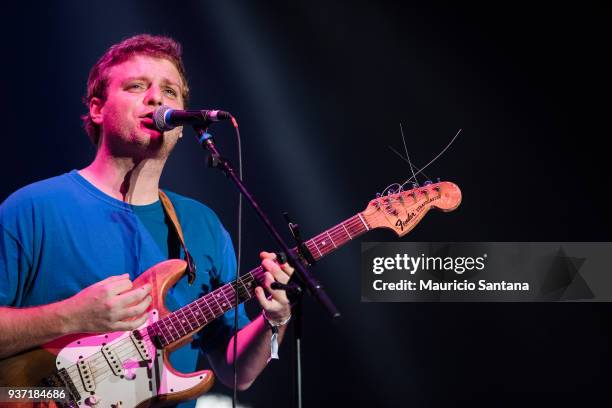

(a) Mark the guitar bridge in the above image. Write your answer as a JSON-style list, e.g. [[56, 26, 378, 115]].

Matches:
[[42, 367, 81, 406]]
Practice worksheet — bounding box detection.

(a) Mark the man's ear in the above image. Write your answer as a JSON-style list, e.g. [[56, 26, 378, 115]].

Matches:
[[89, 97, 104, 125]]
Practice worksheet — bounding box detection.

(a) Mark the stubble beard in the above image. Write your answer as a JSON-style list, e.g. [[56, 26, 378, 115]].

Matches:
[[103, 124, 177, 163]]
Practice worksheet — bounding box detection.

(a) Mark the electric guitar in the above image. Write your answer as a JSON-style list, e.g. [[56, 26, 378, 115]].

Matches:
[[0, 181, 461, 407]]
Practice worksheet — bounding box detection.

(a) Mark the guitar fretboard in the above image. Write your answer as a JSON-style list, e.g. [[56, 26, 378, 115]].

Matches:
[[146, 213, 370, 347]]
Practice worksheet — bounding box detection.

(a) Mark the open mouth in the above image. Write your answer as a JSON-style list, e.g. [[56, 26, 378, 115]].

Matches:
[[140, 112, 158, 130], [141, 118, 161, 133]]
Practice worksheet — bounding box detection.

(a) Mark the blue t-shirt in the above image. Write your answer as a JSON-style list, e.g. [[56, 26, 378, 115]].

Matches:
[[0, 170, 250, 407]]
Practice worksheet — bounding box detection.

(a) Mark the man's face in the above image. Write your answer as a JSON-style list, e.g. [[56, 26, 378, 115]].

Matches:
[[91, 55, 185, 158]]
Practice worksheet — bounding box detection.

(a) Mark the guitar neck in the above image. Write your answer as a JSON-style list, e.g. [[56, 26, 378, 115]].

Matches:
[[145, 212, 371, 347], [301, 212, 371, 261]]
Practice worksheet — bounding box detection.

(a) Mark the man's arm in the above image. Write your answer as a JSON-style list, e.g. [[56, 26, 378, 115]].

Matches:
[[0, 274, 152, 359], [208, 252, 294, 389], [0, 301, 72, 359]]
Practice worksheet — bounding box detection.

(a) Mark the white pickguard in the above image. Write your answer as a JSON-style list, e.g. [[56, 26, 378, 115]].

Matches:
[[53, 309, 209, 407]]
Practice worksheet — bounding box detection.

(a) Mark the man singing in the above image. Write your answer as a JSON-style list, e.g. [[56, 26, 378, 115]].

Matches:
[[0, 34, 292, 407]]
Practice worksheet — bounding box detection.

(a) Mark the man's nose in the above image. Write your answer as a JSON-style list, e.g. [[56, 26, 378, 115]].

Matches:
[[143, 86, 163, 106]]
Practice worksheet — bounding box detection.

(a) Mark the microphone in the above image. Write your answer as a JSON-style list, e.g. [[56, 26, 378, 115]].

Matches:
[[153, 105, 231, 131]]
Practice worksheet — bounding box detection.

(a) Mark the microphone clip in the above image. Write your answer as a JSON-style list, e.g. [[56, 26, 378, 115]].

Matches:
[[283, 212, 316, 266]]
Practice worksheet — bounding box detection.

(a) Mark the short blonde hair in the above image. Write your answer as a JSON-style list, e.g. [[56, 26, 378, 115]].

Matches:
[[82, 34, 190, 145]]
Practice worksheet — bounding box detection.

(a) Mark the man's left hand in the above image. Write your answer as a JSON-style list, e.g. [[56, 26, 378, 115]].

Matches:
[[255, 251, 294, 322]]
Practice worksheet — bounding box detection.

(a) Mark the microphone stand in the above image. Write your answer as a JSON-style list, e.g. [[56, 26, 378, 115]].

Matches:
[[194, 128, 340, 408], [283, 212, 313, 408], [194, 127, 340, 317]]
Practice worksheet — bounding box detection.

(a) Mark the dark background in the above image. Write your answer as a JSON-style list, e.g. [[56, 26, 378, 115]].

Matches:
[[1, 1, 609, 406]]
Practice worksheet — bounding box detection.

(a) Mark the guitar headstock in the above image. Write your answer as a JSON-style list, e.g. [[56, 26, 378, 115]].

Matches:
[[361, 181, 461, 237]]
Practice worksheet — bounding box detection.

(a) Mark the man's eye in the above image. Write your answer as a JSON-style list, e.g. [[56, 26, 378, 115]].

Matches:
[[164, 88, 178, 98], [128, 83, 145, 90]]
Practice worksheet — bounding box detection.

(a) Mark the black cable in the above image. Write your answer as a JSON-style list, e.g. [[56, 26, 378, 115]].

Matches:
[[231, 117, 243, 408]]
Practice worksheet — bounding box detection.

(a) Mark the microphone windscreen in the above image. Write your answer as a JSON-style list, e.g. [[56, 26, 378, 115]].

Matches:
[[153, 105, 174, 131]]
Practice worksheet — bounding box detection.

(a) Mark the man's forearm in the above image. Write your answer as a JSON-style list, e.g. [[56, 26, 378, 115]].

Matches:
[[214, 314, 288, 390], [0, 302, 71, 359]]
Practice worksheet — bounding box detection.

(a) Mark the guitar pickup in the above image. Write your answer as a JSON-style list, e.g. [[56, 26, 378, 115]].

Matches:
[[131, 332, 153, 361], [101, 344, 125, 377], [77, 358, 95, 392]]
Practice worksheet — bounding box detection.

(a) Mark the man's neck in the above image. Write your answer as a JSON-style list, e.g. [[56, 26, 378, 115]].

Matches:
[[79, 146, 166, 205]]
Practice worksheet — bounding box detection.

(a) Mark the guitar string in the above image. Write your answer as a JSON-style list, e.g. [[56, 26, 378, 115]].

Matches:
[[78, 270, 261, 383], [65, 218, 370, 389], [68, 185, 431, 372], [400, 129, 462, 187], [69, 276, 260, 386], [60, 199, 437, 395], [61, 216, 376, 392], [65, 270, 261, 386], [306, 217, 368, 258], [308, 187, 444, 255]]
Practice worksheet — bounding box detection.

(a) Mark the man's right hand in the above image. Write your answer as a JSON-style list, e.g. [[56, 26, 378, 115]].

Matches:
[[62, 274, 152, 333]]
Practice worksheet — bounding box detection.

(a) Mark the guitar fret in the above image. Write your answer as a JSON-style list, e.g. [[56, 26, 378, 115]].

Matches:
[[168, 313, 186, 337], [351, 214, 368, 230], [232, 283, 243, 302], [187, 310, 199, 330], [161, 320, 175, 343], [326, 231, 337, 248], [157, 319, 171, 342], [311, 238, 323, 258], [161, 330, 171, 345], [180, 308, 195, 332], [218, 290, 230, 311], [189, 302, 205, 326], [193, 300, 209, 323], [149, 324, 166, 345], [238, 279, 251, 303], [211, 291, 224, 315], [224, 285, 238, 308], [238, 279, 251, 298], [332, 226, 350, 245], [342, 223, 352, 239], [318, 236, 332, 257], [208, 293, 221, 315], [315, 231, 337, 253], [242, 274, 258, 297], [201, 297, 216, 319], [161, 318, 178, 342], [220, 288, 232, 310], [173, 312, 188, 336], [233, 280, 251, 302]]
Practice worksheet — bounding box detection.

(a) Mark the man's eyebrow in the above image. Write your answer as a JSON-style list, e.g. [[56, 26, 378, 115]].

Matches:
[[160, 77, 181, 89], [121, 76, 149, 83], [120, 76, 183, 93], [121, 76, 180, 86]]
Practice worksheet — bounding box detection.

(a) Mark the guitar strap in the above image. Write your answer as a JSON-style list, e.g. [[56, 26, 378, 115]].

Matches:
[[158, 190, 197, 285]]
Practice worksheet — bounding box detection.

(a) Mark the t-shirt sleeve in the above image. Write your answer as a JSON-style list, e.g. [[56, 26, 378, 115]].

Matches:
[[0, 195, 35, 307], [197, 227, 251, 355]]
